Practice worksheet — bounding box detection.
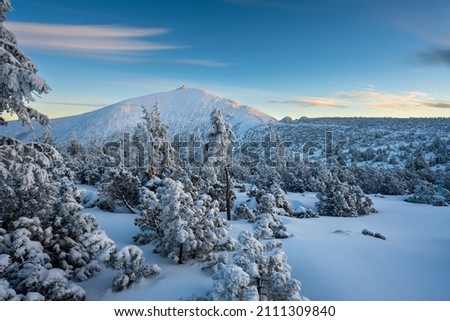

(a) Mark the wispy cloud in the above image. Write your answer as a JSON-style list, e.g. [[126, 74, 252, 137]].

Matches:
[[6, 22, 177, 53], [386, 4, 450, 67], [270, 97, 346, 108], [5, 22, 228, 67], [44, 101, 107, 108], [337, 90, 450, 110], [417, 48, 450, 66]]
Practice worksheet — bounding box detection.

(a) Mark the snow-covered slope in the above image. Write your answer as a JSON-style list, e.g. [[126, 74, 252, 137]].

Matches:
[[0, 87, 276, 145]]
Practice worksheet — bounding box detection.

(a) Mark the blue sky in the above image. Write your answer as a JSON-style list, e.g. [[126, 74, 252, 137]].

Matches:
[[4, 0, 450, 119]]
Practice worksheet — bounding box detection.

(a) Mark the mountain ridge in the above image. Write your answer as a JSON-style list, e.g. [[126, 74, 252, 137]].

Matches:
[[0, 87, 276, 146]]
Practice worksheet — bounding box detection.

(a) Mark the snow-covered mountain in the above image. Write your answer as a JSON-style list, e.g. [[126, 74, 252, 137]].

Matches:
[[0, 87, 276, 145]]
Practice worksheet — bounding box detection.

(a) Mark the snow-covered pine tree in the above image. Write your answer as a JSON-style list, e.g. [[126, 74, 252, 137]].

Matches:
[[106, 245, 161, 292], [233, 231, 302, 300], [132, 103, 175, 179], [211, 264, 259, 301], [97, 167, 141, 213], [191, 194, 228, 259], [0, 137, 143, 298], [0, 0, 51, 126], [153, 178, 196, 264], [203, 109, 236, 215], [316, 170, 376, 217], [253, 193, 289, 239], [136, 177, 228, 264]]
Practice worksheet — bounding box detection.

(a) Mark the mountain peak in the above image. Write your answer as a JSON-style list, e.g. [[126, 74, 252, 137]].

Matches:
[[1, 88, 276, 145]]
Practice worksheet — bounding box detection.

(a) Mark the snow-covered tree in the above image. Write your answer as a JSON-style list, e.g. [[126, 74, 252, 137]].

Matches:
[[106, 245, 161, 292], [270, 182, 294, 216], [405, 180, 448, 206], [132, 103, 175, 179], [232, 231, 302, 300], [135, 177, 228, 264], [205, 109, 235, 169], [152, 178, 196, 264], [191, 194, 228, 259], [64, 139, 109, 186], [252, 193, 289, 239], [203, 109, 236, 214], [0, 0, 51, 126], [211, 264, 259, 301], [0, 137, 144, 298], [233, 203, 255, 221], [97, 167, 141, 213], [316, 170, 376, 217]]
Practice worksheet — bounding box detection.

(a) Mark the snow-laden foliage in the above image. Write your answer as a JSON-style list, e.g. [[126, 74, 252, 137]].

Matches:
[[97, 167, 141, 213], [252, 193, 289, 239], [224, 231, 302, 301], [0, 1, 51, 126], [233, 203, 255, 221], [135, 177, 228, 264], [201, 109, 236, 211], [405, 180, 448, 206], [0, 137, 158, 299], [316, 170, 376, 217], [132, 103, 175, 179], [106, 245, 161, 292], [64, 139, 110, 186], [212, 264, 259, 301]]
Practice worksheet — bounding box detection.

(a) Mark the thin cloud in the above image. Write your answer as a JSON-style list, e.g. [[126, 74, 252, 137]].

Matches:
[[115, 57, 232, 67], [6, 22, 179, 54], [337, 90, 450, 110], [45, 101, 107, 108], [5, 22, 228, 66], [270, 97, 346, 108], [417, 48, 450, 66]]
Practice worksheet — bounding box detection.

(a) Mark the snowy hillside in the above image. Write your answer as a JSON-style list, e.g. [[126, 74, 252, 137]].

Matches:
[[0, 87, 276, 145], [79, 188, 450, 301]]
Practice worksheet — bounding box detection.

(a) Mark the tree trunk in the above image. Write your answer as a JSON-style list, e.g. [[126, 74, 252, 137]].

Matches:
[[225, 167, 231, 220], [178, 242, 184, 264]]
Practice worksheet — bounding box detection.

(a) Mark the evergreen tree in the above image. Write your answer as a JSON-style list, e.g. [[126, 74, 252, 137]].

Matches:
[[316, 170, 376, 217], [132, 103, 175, 179], [0, 0, 51, 126], [0, 137, 151, 299], [135, 177, 228, 264], [233, 231, 302, 300], [203, 109, 236, 214], [211, 264, 259, 301], [97, 167, 141, 214]]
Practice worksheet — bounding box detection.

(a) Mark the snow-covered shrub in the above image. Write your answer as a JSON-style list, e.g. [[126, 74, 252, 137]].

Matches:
[[0, 137, 131, 299], [97, 167, 141, 213], [270, 183, 294, 216], [292, 206, 319, 219], [107, 245, 161, 292], [252, 193, 289, 239], [191, 194, 228, 259], [211, 264, 259, 301], [405, 180, 448, 206], [232, 231, 302, 301], [134, 178, 166, 242], [202, 253, 228, 273], [316, 171, 376, 217], [233, 203, 255, 221], [253, 214, 289, 240], [136, 177, 228, 264], [214, 237, 237, 252]]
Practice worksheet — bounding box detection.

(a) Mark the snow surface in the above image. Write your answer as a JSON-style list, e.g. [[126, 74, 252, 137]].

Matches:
[[80, 191, 450, 301], [0, 88, 276, 145]]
